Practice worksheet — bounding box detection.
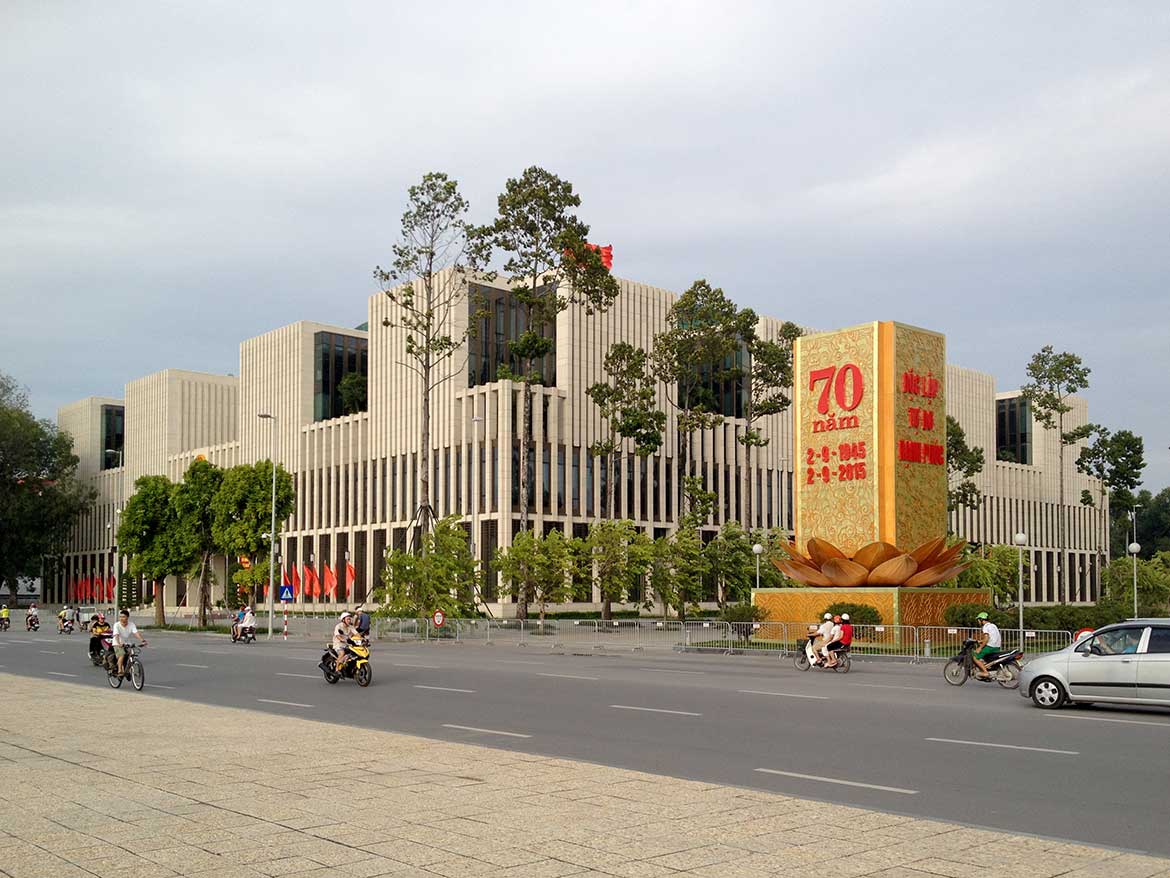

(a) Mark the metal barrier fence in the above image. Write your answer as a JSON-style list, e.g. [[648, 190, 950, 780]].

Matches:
[[132, 611, 1075, 661]]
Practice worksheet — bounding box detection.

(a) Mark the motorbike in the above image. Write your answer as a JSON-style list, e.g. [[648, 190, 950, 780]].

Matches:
[[58, 618, 75, 635], [318, 635, 373, 687], [26, 615, 40, 632], [231, 625, 256, 644], [944, 638, 1022, 689], [794, 633, 851, 673], [0, 616, 9, 631]]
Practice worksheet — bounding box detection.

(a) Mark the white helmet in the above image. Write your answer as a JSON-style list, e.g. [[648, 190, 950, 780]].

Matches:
[[823, 613, 832, 620], [339, 611, 353, 621], [244, 606, 251, 612], [841, 613, 850, 621]]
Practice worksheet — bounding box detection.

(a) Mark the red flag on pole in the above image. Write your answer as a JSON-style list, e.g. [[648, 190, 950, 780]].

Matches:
[[291, 564, 301, 597], [303, 564, 320, 598], [81, 577, 89, 602], [323, 564, 337, 599], [345, 562, 356, 592], [107, 575, 115, 603]]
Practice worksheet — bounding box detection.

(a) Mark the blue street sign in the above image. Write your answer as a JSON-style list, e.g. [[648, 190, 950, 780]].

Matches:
[[279, 584, 294, 602]]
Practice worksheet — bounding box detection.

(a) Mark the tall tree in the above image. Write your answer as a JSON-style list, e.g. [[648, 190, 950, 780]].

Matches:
[[1077, 426, 1146, 573], [1021, 346, 1092, 603], [732, 312, 802, 531], [530, 529, 577, 623], [117, 475, 180, 626], [486, 166, 619, 617], [376, 172, 491, 542], [0, 373, 94, 593], [945, 415, 985, 513], [171, 459, 224, 628], [587, 519, 654, 619], [650, 280, 741, 527], [702, 520, 755, 606], [586, 342, 666, 525], [211, 461, 295, 604], [379, 516, 478, 619]]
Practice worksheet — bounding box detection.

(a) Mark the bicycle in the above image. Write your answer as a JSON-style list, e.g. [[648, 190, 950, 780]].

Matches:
[[107, 644, 146, 691]]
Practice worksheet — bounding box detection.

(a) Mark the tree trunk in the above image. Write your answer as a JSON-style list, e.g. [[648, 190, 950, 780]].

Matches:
[[197, 552, 210, 628], [743, 414, 753, 533], [677, 427, 689, 525], [1058, 413, 1067, 604], [602, 450, 617, 621], [516, 379, 532, 620], [154, 580, 165, 626], [419, 352, 432, 548]]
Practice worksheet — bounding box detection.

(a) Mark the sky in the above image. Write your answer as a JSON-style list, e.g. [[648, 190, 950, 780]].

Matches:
[[2, 2, 1168, 490]]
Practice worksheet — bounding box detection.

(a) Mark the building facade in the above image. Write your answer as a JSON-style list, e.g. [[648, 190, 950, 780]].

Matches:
[[53, 273, 1108, 612]]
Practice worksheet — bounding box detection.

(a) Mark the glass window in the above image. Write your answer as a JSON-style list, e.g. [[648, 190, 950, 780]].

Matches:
[[1146, 628, 1170, 654], [1082, 627, 1144, 656]]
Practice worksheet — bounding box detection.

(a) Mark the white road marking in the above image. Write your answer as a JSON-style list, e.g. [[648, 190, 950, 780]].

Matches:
[[1046, 714, 1170, 729], [610, 704, 702, 716], [47, 671, 78, 678], [147, 684, 176, 690], [442, 724, 531, 739], [276, 672, 319, 679], [738, 689, 829, 700], [851, 683, 934, 692], [10, 638, 35, 643], [925, 737, 1078, 755], [538, 672, 600, 681], [392, 662, 441, 669], [414, 685, 475, 693], [638, 667, 704, 675], [496, 660, 545, 665], [257, 698, 313, 708], [177, 663, 209, 669], [39, 650, 64, 655], [755, 768, 918, 795]]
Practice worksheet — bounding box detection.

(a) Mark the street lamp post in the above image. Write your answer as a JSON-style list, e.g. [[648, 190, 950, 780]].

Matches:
[[1013, 532, 1027, 648], [104, 448, 124, 611], [1129, 503, 1141, 619], [752, 543, 764, 592], [257, 414, 278, 638]]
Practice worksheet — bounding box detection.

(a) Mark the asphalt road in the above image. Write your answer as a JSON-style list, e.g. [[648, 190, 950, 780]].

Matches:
[[2, 627, 1169, 856]]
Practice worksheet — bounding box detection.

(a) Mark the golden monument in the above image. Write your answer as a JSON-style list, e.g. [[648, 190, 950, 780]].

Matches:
[[753, 321, 988, 626]]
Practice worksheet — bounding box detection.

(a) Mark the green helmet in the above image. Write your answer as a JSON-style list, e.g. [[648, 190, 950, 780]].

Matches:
[[976, 611, 990, 620]]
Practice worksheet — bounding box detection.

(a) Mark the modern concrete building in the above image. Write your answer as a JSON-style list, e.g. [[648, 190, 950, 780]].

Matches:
[[53, 273, 1107, 613]]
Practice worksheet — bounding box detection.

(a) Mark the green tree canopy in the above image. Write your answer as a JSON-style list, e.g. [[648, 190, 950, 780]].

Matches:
[[211, 460, 295, 593], [172, 459, 224, 626], [0, 373, 94, 590], [587, 519, 653, 618], [946, 415, 985, 513], [117, 475, 182, 624], [378, 516, 478, 618]]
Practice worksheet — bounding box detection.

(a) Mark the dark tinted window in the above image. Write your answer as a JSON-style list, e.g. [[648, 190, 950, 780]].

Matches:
[[1146, 628, 1170, 654]]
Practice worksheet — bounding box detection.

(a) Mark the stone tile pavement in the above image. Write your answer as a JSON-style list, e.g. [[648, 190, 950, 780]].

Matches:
[[0, 672, 1167, 878]]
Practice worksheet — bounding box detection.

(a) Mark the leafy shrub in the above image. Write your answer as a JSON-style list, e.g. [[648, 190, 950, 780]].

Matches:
[[821, 602, 882, 626], [943, 600, 1136, 632], [720, 602, 767, 624]]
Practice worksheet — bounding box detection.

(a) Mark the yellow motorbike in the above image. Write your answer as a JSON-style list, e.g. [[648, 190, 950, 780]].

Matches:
[[319, 635, 372, 687]]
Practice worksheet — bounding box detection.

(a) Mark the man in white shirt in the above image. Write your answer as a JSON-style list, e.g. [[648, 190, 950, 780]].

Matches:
[[332, 612, 356, 673], [973, 611, 1002, 677], [112, 609, 147, 677], [820, 614, 844, 664], [812, 613, 834, 665]]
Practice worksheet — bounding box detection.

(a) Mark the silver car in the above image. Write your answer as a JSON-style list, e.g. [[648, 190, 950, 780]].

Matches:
[[1020, 619, 1170, 709]]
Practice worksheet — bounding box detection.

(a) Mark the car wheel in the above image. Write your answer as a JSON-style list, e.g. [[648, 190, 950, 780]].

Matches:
[[1030, 676, 1065, 709]]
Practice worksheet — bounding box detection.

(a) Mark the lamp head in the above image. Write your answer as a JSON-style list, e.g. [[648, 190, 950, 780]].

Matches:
[[1013, 532, 1027, 546]]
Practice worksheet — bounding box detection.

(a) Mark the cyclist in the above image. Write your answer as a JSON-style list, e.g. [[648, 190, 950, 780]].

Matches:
[[972, 611, 1002, 678], [112, 609, 147, 677]]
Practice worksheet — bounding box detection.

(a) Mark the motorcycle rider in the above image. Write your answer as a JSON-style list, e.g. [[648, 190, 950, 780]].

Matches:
[[0, 604, 9, 630], [810, 613, 834, 665], [57, 605, 70, 633], [238, 605, 255, 638], [353, 604, 371, 638], [820, 615, 843, 665], [824, 613, 855, 668], [89, 613, 112, 661], [332, 611, 356, 673], [26, 603, 39, 630], [972, 611, 1002, 678]]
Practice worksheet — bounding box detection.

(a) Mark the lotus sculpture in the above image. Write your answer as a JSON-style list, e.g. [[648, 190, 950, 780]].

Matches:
[[774, 537, 970, 588]]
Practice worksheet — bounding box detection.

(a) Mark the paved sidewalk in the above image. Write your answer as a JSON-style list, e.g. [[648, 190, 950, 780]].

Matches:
[[0, 673, 1166, 878]]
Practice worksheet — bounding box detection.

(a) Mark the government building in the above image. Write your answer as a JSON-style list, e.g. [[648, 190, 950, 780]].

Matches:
[[53, 272, 1109, 613]]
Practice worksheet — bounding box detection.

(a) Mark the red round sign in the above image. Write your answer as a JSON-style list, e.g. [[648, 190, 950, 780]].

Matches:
[[1074, 627, 1094, 643], [432, 610, 446, 628]]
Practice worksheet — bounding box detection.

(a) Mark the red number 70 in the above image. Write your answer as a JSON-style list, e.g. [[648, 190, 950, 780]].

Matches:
[[808, 363, 864, 415]]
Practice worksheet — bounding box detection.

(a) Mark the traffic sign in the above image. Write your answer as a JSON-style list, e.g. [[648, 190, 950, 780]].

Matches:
[[279, 584, 294, 602], [432, 609, 446, 628]]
